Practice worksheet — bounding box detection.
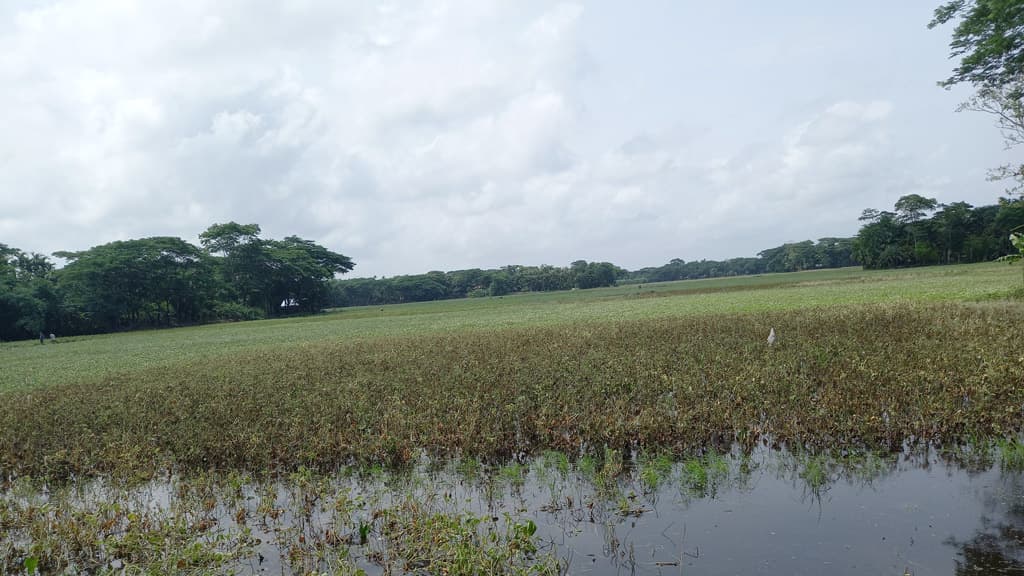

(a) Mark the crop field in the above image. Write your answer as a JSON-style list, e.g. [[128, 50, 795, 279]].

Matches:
[[1, 262, 1022, 475], [2, 262, 1023, 574], [0, 262, 1016, 393]]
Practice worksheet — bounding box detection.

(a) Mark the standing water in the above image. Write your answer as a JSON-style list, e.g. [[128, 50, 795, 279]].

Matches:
[[2, 445, 1021, 575]]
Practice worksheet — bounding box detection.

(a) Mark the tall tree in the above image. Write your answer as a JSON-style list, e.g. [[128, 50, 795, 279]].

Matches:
[[199, 222, 270, 312], [55, 237, 217, 331], [265, 236, 355, 312], [199, 223, 354, 316], [894, 194, 939, 223], [930, 1, 1024, 194], [0, 244, 55, 340]]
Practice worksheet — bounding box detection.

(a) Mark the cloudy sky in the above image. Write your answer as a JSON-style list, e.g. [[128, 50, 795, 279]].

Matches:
[[0, 1, 1015, 277]]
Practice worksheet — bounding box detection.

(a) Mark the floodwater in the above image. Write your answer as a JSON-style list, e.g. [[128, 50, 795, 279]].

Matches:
[[5, 446, 1022, 575], [238, 447, 1023, 575], [540, 457, 1023, 575]]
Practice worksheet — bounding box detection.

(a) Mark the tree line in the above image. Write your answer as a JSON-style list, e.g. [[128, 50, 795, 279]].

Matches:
[[629, 237, 857, 284], [328, 238, 859, 308], [329, 196, 1024, 307], [0, 222, 353, 341], [329, 260, 626, 307], [3, 196, 1023, 341], [853, 195, 1024, 269]]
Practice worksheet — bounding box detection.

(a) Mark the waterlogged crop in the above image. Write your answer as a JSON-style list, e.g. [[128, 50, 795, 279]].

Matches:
[[3, 446, 1005, 575], [0, 263, 1022, 573], [2, 295, 1015, 479], [0, 301, 1022, 480]]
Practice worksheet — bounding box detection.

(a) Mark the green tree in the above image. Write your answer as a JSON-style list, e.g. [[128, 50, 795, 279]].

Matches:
[[55, 237, 217, 331], [489, 272, 512, 296], [199, 223, 354, 316], [389, 274, 448, 303], [264, 236, 355, 313], [929, 1, 1024, 90], [0, 244, 53, 340], [853, 212, 907, 269], [447, 269, 488, 298], [930, 1, 1024, 194], [894, 194, 939, 223], [199, 222, 271, 314], [935, 201, 975, 263], [815, 238, 856, 268]]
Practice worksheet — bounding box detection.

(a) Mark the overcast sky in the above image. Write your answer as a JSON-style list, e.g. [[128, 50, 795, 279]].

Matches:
[[0, 1, 1015, 277]]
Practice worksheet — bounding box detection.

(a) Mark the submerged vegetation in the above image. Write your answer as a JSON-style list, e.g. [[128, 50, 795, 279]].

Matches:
[[2, 445, 1021, 575]]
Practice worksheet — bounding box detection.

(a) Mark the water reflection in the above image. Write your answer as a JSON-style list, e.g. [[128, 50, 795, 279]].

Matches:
[[948, 474, 1024, 575], [2, 446, 1022, 575]]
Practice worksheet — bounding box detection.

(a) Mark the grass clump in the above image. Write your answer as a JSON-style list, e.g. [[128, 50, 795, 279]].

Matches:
[[638, 451, 674, 492], [998, 439, 1024, 471], [539, 450, 570, 478], [680, 450, 730, 496], [800, 454, 830, 491], [376, 500, 561, 575]]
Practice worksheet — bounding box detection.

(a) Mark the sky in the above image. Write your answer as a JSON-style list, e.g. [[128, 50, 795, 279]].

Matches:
[[0, 1, 1016, 278]]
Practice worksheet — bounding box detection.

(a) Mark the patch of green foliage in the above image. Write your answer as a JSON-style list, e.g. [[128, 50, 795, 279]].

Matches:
[[998, 439, 1024, 472]]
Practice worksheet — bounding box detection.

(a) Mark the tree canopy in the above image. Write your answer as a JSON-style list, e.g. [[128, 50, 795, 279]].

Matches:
[[55, 237, 216, 330], [0, 225, 354, 340], [930, 0, 1024, 89], [930, 1, 1024, 194], [854, 195, 1024, 268], [197, 223, 354, 316]]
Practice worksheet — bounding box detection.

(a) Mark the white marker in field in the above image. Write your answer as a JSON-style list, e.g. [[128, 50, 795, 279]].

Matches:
[[767, 327, 777, 346]]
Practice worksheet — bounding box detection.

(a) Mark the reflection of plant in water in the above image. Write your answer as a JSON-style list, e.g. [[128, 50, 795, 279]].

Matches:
[[0, 477, 259, 575], [949, 472, 1024, 575], [941, 439, 998, 474], [3, 446, 1019, 574], [373, 498, 561, 575], [800, 454, 829, 491], [948, 521, 1024, 574], [773, 447, 900, 494]]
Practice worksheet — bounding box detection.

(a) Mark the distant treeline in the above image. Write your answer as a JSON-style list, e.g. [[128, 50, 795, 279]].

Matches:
[[328, 261, 627, 307], [3, 196, 1023, 340], [630, 237, 858, 284], [330, 196, 1024, 307], [329, 238, 858, 307], [0, 222, 352, 341], [852, 195, 1024, 269]]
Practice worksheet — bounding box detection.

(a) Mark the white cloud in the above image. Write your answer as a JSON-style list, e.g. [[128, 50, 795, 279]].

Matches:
[[0, 1, 1012, 274]]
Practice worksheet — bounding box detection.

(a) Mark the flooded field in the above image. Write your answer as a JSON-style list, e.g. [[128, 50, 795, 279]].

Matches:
[[4, 445, 1021, 575], [3, 267, 1022, 574]]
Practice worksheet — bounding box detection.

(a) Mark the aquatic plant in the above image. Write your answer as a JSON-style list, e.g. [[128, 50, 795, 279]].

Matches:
[[998, 439, 1024, 471]]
